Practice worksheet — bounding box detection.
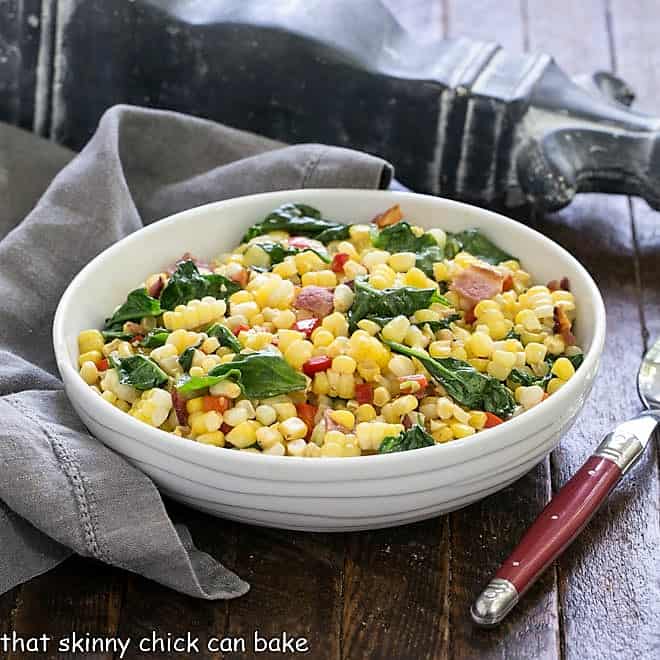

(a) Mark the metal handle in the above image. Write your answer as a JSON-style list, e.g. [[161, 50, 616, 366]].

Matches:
[[471, 414, 657, 627]]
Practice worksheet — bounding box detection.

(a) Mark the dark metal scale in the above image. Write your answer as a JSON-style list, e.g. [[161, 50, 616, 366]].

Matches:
[[7, 0, 660, 211]]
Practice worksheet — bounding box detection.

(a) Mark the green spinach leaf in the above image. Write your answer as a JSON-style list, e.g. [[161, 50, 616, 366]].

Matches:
[[103, 288, 162, 330], [444, 229, 515, 265], [205, 323, 242, 353], [109, 355, 168, 390], [372, 222, 444, 277], [379, 424, 435, 453], [349, 279, 450, 327], [178, 346, 196, 372], [140, 328, 171, 348], [102, 326, 133, 341], [256, 241, 330, 266], [160, 260, 240, 310], [384, 341, 516, 417], [242, 203, 350, 244], [177, 352, 307, 398]]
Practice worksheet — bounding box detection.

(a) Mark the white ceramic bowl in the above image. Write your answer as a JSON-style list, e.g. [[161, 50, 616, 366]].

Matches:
[[53, 189, 605, 531]]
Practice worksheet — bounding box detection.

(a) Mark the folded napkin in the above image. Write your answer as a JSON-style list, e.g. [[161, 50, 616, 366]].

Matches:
[[0, 105, 393, 598]]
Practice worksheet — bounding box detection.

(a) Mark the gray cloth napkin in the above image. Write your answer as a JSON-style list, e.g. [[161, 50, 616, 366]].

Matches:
[[0, 105, 393, 598]]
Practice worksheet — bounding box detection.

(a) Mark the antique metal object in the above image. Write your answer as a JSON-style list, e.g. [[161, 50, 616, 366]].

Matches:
[[4, 0, 660, 210], [472, 337, 660, 626]]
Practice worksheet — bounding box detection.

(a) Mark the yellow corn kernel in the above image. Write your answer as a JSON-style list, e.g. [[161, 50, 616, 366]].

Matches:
[[317, 270, 339, 287], [197, 431, 225, 447], [524, 342, 547, 364], [551, 357, 575, 380], [312, 371, 330, 395], [209, 380, 242, 398], [115, 399, 131, 413], [230, 290, 254, 304], [381, 316, 410, 343], [546, 377, 565, 395], [186, 397, 205, 414], [390, 394, 419, 417], [373, 386, 391, 407], [272, 257, 297, 279], [429, 340, 452, 359], [284, 339, 314, 369], [80, 361, 99, 385], [362, 250, 390, 270], [432, 426, 454, 443], [451, 423, 476, 439], [487, 361, 512, 381], [356, 319, 380, 336], [332, 355, 357, 375], [357, 360, 380, 382], [388, 252, 416, 272], [468, 358, 489, 373], [450, 345, 468, 361], [544, 334, 566, 355], [226, 421, 258, 448], [333, 284, 355, 312], [468, 411, 487, 430], [343, 260, 368, 280], [452, 405, 470, 424], [515, 308, 542, 331], [190, 410, 222, 436], [294, 251, 325, 274], [404, 267, 430, 288], [491, 350, 517, 369], [273, 401, 297, 421], [78, 329, 105, 354], [320, 441, 344, 457], [310, 328, 333, 347], [322, 312, 349, 337], [329, 409, 355, 429], [279, 416, 308, 441], [256, 426, 284, 450], [433, 262, 449, 282], [466, 332, 494, 358], [102, 390, 117, 405], [277, 329, 305, 353], [349, 224, 372, 247], [356, 404, 377, 423], [78, 350, 102, 367]]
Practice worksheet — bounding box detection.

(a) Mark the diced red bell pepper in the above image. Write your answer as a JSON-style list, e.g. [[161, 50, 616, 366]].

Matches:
[[293, 317, 321, 338], [331, 252, 350, 273], [302, 355, 332, 376], [295, 402, 318, 438], [232, 324, 250, 336], [288, 236, 314, 249], [96, 358, 109, 371], [398, 374, 428, 394], [203, 396, 230, 413], [355, 382, 374, 404], [484, 412, 504, 428], [502, 274, 514, 291]]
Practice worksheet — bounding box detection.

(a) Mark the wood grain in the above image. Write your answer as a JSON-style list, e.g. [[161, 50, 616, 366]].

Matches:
[[527, 3, 660, 658], [342, 518, 449, 660], [8, 558, 123, 660]]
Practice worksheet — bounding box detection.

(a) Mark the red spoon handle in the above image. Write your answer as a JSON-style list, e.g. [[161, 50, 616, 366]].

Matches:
[[495, 455, 620, 591]]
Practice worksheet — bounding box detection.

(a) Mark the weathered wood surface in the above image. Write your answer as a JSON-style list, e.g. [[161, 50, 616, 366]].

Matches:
[[1, 1, 658, 659]]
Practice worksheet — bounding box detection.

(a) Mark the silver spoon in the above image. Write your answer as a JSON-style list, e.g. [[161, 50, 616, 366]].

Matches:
[[472, 336, 660, 626]]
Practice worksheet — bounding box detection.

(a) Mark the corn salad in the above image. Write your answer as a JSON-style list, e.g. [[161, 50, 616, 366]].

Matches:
[[78, 202, 583, 457]]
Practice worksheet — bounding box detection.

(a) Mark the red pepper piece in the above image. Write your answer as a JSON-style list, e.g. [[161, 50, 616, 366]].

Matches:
[[302, 355, 332, 376], [233, 324, 249, 336], [398, 374, 428, 394], [484, 412, 504, 428], [293, 317, 321, 338], [96, 358, 109, 371], [203, 396, 230, 413], [502, 274, 514, 291], [288, 236, 314, 249], [295, 402, 318, 438], [355, 382, 374, 404], [331, 252, 350, 273]]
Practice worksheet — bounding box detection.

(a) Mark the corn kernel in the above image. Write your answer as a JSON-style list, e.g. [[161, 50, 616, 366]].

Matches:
[[436, 397, 454, 420], [551, 357, 575, 381], [78, 350, 102, 367], [78, 329, 105, 354], [404, 267, 430, 288], [356, 404, 377, 423], [256, 426, 284, 449], [525, 342, 547, 364], [389, 252, 416, 272], [429, 340, 452, 359], [80, 361, 99, 385], [329, 409, 355, 429], [273, 402, 297, 421], [432, 426, 454, 443], [451, 423, 476, 439], [356, 319, 381, 336], [279, 416, 308, 440], [197, 431, 225, 447], [332, 355, 357, 374], [546, 378, 565, 395], [209, 381, 242, 398], [322, 312, 349, 337], [226, 421, 258, 448], [373, 386, 391, 407], [468, 411, 487, 430], [381, 316, 410, 343], [284, 339, 314, 369], [515, 385, 545, 410], [186, 397, 205, 414]]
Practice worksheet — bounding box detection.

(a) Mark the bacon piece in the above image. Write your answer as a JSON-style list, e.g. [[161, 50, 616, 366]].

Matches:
[[553, 305, 576, 345], [371, 204, 403, 228], [123, 321, 143, 335], [451, 264, 505, 307], [294, 285, 335, 317], [547, 276, 571, 292], [148, 275, 164, 298], [171, 390, 188, 426]]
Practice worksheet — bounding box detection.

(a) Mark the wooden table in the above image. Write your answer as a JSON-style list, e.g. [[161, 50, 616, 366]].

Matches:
[[1, 1, 658, 658]]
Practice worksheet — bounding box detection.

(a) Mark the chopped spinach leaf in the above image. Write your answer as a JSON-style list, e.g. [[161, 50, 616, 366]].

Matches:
[[205, 323, 242, 353], [444, 229, 515, 265], [372, 222, 444, 276], [504, 328, 522, 341], [177, 352, 307, 398], [103, 288, 162, 330], [546, 352, 584, 370], [160, 260, 240, 310], [256, 240, 330, 266], [508, 368, 551, 389], [102, 326, 132, 341], [384, 341, 515, 417], [243, 203, 350, 244], [178, 346, 196, 372], [140, 328, 171, 348], [109, 355, 168, 390], [414, 313, 462, 333], [379, 424, 435, 453], [349, 279, 450, 327]]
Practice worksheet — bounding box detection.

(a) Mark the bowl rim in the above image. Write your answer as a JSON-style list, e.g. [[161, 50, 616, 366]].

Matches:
[[53, 188, 606, 475]]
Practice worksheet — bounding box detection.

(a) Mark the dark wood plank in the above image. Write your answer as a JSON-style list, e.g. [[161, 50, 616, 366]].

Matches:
[[225, 527, 344, 660], [113, 502, 236, 660], [7, 557, 123, 660], [342, 518, 449, 660], [527, 3, 660, 658], [443, 3, 561, 658]]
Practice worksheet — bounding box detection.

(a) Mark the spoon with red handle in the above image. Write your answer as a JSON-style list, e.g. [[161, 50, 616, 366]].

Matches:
[[471, 338, 660, 626]]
